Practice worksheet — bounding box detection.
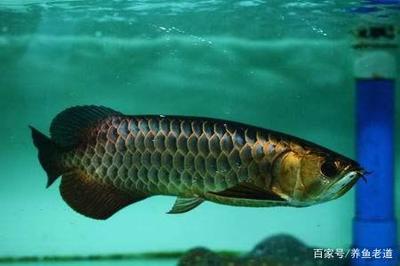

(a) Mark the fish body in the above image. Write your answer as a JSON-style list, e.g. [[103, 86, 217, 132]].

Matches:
[[30, 106, 363, 219]]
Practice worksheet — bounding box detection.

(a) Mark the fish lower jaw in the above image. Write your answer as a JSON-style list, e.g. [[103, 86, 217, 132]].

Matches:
[[319, 171, 360, 201], [289, 171, 361, 206]]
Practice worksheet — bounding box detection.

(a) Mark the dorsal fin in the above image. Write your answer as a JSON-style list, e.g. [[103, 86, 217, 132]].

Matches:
[[50, 105, 121, 147]]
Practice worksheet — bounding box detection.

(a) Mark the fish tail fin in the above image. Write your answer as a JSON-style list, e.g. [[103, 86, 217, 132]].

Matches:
[[30, 126, 64, 188]]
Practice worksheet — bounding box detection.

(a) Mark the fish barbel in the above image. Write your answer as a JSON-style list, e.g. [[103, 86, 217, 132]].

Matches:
[[30, 106, 364, 219]]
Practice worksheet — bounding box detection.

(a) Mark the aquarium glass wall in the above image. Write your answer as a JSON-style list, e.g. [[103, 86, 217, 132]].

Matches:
[[0, 1, 399, 265]]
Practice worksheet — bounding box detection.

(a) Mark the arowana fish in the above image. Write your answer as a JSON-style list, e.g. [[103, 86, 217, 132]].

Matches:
[[30, 105, 365, 219]]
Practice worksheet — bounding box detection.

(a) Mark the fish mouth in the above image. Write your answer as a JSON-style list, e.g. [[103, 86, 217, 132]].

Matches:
[[332, 174, 360, 199], [320, 169, 365, 201], [288, 170, 364, 207], [283, 165, 368, 207], [334, 167, 371, 198], [356, 168, 371, 183]]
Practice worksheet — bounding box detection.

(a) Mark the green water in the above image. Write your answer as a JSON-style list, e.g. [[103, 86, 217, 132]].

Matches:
[[0, 0, 399, 265]]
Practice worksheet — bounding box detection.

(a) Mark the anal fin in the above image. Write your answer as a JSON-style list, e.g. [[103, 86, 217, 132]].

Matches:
[[167, 197, 204, 214], [60, 171, 147, 220]]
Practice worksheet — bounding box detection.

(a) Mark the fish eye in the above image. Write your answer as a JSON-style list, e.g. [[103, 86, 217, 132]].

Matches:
[[320, 160, 338, 178]]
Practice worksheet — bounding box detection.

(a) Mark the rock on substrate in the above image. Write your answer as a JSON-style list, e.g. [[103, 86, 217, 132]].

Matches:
[[178, 247, 222, 266], [178, 234, 350, 266]]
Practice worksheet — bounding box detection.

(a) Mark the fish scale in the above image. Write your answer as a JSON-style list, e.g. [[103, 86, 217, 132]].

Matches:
[[63, 116, 275, 198]]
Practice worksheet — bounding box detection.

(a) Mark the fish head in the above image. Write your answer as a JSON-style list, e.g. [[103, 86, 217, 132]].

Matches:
[[271, 149, 365, 206]]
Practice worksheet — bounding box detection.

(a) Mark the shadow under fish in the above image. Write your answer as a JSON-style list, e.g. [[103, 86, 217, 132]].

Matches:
[[30, 105, 365, 220]]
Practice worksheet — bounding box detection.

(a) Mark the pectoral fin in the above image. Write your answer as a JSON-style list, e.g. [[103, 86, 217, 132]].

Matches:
[[208, 182, 285, 202], [167, 197, 204, 214]]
